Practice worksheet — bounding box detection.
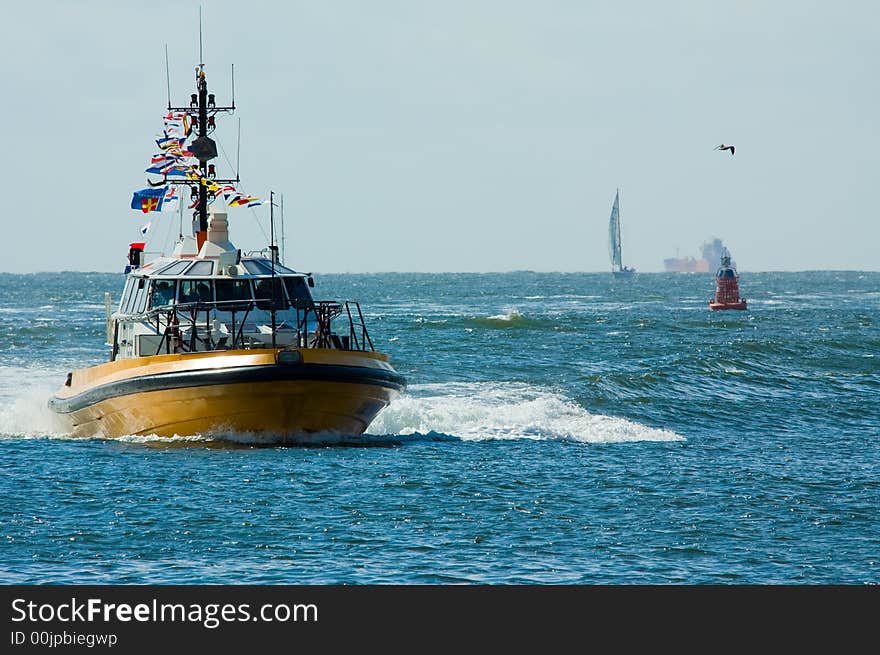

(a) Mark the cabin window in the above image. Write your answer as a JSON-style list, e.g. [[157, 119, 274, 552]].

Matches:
[[215, 279, 252, 311], [118, 278, 135, 313], [185, 261, 214, 276], [253, 278, 288, 310], [255, 260, 277, 275], [241, 259, 266, 275], [179, 279, 214, 304], [155, 260, 191, 276], [283, 277, 314, 309], [134, 279, 149, 314], [242, 259, 281, 275], [150, 279, 176, 308], [124, 279, 142, 314]]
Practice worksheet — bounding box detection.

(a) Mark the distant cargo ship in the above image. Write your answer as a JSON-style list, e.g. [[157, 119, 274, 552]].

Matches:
[[663, 255, 710, 273], [664, 238, 734, 273]]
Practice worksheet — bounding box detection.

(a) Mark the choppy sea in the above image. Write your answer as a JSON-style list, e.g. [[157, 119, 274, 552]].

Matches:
[[0, 271, 877, 584]]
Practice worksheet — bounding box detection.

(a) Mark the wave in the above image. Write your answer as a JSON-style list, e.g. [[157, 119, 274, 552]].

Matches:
[[466, 310, 553, 330], [370, 382, 684, 443]]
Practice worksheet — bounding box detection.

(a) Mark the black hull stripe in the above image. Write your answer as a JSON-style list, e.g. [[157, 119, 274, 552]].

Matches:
[[49, 364, 407, 415]]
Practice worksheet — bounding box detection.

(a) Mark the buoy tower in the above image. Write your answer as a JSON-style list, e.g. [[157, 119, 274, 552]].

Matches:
[[709, 249, 747, 310]]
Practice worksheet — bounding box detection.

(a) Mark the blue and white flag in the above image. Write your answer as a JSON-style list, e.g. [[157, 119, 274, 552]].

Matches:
[[161, 186, 180, 212], [140, 221, 151, 236]]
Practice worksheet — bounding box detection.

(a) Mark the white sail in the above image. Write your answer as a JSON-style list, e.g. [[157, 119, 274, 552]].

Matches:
[[608, 189, 622, 271]]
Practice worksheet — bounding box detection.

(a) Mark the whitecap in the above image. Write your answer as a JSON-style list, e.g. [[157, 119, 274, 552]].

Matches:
[[370, 381, 684, 444]]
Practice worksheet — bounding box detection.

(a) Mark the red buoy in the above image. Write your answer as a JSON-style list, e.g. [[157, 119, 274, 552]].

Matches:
[[709, 249, 747, 310]]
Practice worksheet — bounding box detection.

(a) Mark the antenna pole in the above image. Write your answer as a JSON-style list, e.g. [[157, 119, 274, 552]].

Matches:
[[236, 118, 241, 181], [198, 7, 204, 66], [280, 193, 285, 264], [270, 191, 277, 266], [269, 190, 277, 349], [165, 44, 171, 109], [231, 63, 235, 110]]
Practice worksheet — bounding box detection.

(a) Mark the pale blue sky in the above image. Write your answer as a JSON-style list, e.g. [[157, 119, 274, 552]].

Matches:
[[1, 1, 877, 273]]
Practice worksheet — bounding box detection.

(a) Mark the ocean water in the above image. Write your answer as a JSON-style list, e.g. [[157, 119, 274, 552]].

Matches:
[[0, 270, 878, 584]]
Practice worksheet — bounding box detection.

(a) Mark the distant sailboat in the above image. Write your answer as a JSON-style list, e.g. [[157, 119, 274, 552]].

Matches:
[[608, 189, 635, 277]]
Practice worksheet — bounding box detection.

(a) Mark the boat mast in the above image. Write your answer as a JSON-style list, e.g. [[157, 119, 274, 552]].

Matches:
[[197, 67, 209, 244], [165, 22, 236, 250], [615, 188, 623, 271], [165, 70, 236, 249], [192, 10, 211, 247]]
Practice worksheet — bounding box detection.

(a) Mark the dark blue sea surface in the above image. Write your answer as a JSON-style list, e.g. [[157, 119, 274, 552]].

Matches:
[[1, 271, 878, 583]]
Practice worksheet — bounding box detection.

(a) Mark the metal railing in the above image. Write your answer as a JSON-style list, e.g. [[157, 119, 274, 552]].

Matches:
[[112, 298, 376, 359]]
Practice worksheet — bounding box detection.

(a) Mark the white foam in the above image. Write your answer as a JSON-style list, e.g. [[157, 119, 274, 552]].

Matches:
[[117, 431, 389, 447], [0, 367, 69, 438], [370, 382, 684, 443], [115, 433, 214, 444], [486, 309, 524, 321]]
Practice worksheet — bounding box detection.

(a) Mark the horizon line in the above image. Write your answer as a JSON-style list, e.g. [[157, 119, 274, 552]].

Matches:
[[2, 269, 878, 276]]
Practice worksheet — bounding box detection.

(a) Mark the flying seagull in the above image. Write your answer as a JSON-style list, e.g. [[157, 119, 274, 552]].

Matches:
[[715, 144, 735, 156]]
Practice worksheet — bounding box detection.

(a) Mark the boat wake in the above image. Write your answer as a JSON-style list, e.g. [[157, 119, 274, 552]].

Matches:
[[370, 382, 684, 444], [0, 367, 69, 438], [0, 368, 682, 446]]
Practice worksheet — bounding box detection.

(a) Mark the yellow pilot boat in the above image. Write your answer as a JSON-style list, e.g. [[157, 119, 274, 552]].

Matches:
[[48, 53, 405, 442]]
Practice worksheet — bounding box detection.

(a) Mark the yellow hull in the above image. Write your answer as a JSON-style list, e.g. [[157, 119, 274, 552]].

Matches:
[[49, 348, 405, 441]]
